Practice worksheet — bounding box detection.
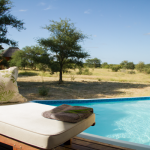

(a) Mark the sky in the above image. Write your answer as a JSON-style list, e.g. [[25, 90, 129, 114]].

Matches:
[[2, 0, 150, 64]]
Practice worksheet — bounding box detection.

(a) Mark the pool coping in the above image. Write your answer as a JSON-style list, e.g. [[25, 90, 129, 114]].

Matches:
[[32, 96, 150, 104], [31, 96, 150, 150]]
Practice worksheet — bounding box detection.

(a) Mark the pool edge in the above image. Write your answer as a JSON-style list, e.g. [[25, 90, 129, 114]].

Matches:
[[78, 132, 150, 150]]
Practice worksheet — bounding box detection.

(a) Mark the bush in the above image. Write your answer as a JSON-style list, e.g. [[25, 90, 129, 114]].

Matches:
[[76, 67, 92, 75], [136, 62, 145, 72], [37, 63, 48, 72], [97, 78, 101, 81], [128, 70, 135, 74], [76, 67, 82, 75], [38, 86, 49, 96], [120, 61, 135, 70], [82, 68, 92, 75], [144, 68, 150, 74], [101, 62, 109, 68], [111, 65, 121, 72], [126, 62, 135, 70], [19, 71, 38, 76]]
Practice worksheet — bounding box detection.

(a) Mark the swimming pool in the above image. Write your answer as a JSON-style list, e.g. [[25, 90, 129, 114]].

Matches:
[[32, 96, 150, 150]]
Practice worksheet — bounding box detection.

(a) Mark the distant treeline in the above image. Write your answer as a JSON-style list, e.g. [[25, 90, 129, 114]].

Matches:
[[85, 59, 150, 74], [1, 48, 150, 75]]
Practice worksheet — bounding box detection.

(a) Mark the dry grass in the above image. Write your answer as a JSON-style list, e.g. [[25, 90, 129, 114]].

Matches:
[[16, 68, 150, 102]]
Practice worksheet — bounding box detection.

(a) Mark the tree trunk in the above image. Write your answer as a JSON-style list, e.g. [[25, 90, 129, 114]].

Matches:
[[59, 65, 63, 84]]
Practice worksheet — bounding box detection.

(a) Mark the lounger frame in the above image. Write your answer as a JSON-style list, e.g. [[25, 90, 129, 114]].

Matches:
[[0, 134, 72, 150]]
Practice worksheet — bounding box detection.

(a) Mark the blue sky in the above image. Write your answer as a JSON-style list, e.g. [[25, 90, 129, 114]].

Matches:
[[3, 0, 150, 64]]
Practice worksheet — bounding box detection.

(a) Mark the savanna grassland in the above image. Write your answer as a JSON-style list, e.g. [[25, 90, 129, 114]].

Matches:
[[17, 68, 150, 101]]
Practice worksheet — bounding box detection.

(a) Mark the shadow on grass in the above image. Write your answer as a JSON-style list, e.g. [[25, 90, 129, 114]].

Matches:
[[17, 80, 150, 101], [18, 72, 39, 76]]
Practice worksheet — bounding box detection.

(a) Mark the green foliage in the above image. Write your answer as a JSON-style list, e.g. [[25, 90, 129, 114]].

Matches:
[[86, 58, 101, 68], [37, 63, 48, 72], [0, 49, 4, 54], [126, 62, 135, 70], [109, 64, 113, 69], [101, 62, 109, 69], [22, 46, 48, 70], [136, 62, 145, 72], [9, 50, 27, 69], [0, 56, 9, 69], [82, 68, 92, 75], [9, 46, 48, 70], [144, 68, 150, 74], [111, 65, 121, 72], [76, 67, 92, 75], [120, 60, 135, 70], [120, 60, 128, 69], [37, 18, 89, 83], [18, 72, 38, 76], [0, 0, 25, 47], [128, 70, 136, 74], [97, 78, 101, 81], [76, 67, 83, 75], [145, 64, 150, 68], [38, 86, 49, 96]]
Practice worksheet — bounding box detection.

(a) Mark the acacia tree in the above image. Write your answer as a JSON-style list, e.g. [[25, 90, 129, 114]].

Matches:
[[38, 19, 89, 83], [9, 50, 27, 69], [9, 46, 47, 70], [21, 46, 48, 70], [86, 58, 101, 68], [0, 0, 25, 47], [120, 60, 135, 70]]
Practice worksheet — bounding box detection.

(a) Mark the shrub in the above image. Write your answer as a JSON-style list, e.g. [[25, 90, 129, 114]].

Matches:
[[128, 70, 135, 74], [82, 68, 92, 75], [126, 62, 135, 70], [111, 65, 121, 72], [76, 67, 92, 75], [38, 86, 49, 96], [37, 63, 48, 72], [97, 78, 101, 81], [76, 67, 82, 75], [136, 62, 145, 72], [144, 68, 150, 74], [19, 71, 38, 76], [120, 61, 135, 70]]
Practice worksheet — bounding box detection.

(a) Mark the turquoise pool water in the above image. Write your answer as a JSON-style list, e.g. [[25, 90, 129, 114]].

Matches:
[[33, 97, 150, 146]]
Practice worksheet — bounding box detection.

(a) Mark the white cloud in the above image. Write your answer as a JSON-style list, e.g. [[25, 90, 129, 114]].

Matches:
[[19, 9, 27, 12], [84, 9, 91, 14], [93, 35, 97, 37], [146, 33, 150, 35], [44, 6, 52, 10]]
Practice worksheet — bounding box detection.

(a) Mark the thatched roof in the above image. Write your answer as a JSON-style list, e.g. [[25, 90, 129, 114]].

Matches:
[[2, 47, 20, 57]]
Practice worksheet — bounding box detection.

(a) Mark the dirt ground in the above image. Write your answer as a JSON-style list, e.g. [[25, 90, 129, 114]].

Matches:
[[16, 76, 150, 102]]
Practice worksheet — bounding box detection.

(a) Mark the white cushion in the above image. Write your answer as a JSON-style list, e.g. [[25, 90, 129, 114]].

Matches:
[[0, 67, 27, 103], [0, 103, 95, 149]]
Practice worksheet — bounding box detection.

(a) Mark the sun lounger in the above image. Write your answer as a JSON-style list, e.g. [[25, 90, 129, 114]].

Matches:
[[0, 102, 95, 150]]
